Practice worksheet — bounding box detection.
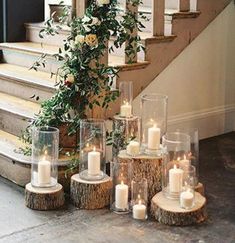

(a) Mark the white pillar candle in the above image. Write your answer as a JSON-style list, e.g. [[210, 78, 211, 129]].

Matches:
[[169, 165, 183, 193], [120, 102, 132, 117], [148, 124, 160, 150], [115, 181, 128, 209], [179, 155, 191, 168], [38, 159, 51, 185], [180, 189, 194, 209], [127, 141, 140, 156], [88, 147, 100, 176], [133, 201, 146, 220]]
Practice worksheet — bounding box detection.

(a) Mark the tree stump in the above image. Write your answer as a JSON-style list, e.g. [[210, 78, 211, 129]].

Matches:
[[151, 191, 207, 226], [25, 183, 65, 210], [70, 174, 112, 209], [195, 182, 205, 196], [112, 115, 140, 158], [118, 150, 163, 204]]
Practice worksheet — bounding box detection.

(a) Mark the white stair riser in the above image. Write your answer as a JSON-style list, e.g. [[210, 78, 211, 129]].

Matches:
[[0, 155, 30, 187], [0, 111, 33, 136], [1, 49, 61, 74], [0, 77, 54, 103]]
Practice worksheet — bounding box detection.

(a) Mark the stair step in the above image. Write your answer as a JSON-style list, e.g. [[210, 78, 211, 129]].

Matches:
[[0, 92, 40, 136], [0, 63, 55, 102], [0, 42, 149, 72]]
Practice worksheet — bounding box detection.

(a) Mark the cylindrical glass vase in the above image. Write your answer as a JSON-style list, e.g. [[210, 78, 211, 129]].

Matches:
[[141, 94, 168, 156], [110, 160, 133, 214], [175, 128, 199, 184], [180, 165, 196, 210], [119, 81, 133, 118], [131, 178, 148, 220], [79, 119, 106, 181], [31, 126, 59, 188], [162, 132, 191, 199]]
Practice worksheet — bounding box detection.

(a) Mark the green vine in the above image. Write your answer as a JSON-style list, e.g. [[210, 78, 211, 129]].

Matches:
[[20, 0, 147, 163]]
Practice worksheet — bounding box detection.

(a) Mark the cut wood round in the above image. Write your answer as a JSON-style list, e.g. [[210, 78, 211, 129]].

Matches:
[[151, 191, 207, 226], [25, 183, 65, 210], [112, 115, 140, 158], [195, 182, 205, 196], [70, 174, 112, 209], [118, 150, 163, 204]]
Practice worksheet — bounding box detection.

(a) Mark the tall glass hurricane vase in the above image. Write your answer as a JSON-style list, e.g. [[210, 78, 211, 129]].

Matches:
[[31, 126, 59, 188]]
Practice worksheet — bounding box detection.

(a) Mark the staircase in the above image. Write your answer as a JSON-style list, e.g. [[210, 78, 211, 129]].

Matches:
[[0, 0, 232, 187]]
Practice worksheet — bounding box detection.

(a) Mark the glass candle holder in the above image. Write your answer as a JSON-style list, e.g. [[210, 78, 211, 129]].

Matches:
[[31, 126, 59, 188], [162, 132, 191, 199], [79, 119, 106, 181], [180, 165, 196, 210], [131, 178, 148, 220], [110, 160, 133, 214], [175, 128, 199, 185], [119, 81, 133, 118], [141, 94, 168, 156]]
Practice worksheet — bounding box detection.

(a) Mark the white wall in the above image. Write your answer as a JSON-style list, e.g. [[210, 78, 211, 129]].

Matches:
[[133, 2, 235, 139]]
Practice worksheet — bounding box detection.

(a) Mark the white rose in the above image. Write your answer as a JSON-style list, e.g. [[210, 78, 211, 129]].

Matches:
[[75, 35, 85, 45], [97, 0, 110, 5], [66, 74, 75, 83], [70, 40, 75, 50], [91, 17, 100, 26]]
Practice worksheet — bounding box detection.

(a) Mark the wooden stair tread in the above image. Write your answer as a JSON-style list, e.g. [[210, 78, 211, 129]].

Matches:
[[0, 129, 71, 166], [0, 63, 56, 90], [0, 91, 40, 119], [0, 42, 149, 70]]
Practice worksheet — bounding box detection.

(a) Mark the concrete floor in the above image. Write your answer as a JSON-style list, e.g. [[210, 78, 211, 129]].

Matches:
[[0, 133, 235, 243]]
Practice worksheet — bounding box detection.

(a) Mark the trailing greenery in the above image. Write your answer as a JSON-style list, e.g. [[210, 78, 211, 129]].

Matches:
[[21, 0, 147, 158]]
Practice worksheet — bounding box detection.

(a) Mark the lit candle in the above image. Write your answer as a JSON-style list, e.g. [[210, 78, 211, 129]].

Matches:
[[127, 141, 140, 156], [169, 164, 183, 193], [38, 156, 51, 185], [133, 196, 146, 220], [180, 189, 194, 209], [120, 101, 132, 117], [88, 147, 100, 176], [148, 124, 160, 150], [115, 181, 128, 209], [179, 155, 191, 168]]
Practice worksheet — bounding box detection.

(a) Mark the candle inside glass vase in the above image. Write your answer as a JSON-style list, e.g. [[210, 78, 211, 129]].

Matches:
[[88, 147, 101, 176], [115, 180, 129, 210], [120, 101, 132, 117], [38, 152, 51, 185], [148, 124, 160, 150], [133, 195, 147, 220]]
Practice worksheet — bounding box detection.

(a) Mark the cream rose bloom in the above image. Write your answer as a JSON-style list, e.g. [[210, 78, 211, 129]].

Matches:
[[66, 74, 75, 83], [85, 34, 98, 47], [97, 0, 110, 5], [75, 35, 85, 45], [82, 15, 100, 32]]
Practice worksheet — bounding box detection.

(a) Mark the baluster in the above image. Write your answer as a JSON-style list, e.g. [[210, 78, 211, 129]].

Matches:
[[152, 0, 165, 36], [75, 0, 88, 17], [180, 0, 190, 12], [125, 0, 138, 64]]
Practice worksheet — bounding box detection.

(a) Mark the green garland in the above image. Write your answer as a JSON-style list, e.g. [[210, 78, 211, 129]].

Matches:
[[21, 0, 146, 156]]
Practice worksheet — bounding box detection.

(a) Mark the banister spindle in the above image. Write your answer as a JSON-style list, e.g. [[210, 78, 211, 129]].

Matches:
[[125, 0, 138, 64], [75, 0, 88, 17], [152, 0, 165, 36], [180, 0, 190, 12]]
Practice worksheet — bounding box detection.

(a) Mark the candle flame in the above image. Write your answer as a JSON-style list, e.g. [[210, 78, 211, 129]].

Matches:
[[174, 164, 177, 169], [86, 143, 89, 148], [138, 194, 141, 200], [44, 150, 48, 156], [184, 155, 187, 160], [93, 146, 96, 152], [138, 200, 142, 205], [121, 180, 124, 185], [177, 157, 180, 161]]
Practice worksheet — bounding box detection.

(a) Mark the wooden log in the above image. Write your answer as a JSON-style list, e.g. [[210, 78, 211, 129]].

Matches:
[[112, 115, 140, 158], [70, 174, 112, 209], [151, 191, 207, 226], [195, 182, 205, 196], [25, 183, 65, 210], [118, 150, 163, 204]]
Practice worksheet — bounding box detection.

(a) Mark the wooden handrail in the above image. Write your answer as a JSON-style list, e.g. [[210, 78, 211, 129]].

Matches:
[[125, 0, 138, 64], [152, 0, 165, 36]]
